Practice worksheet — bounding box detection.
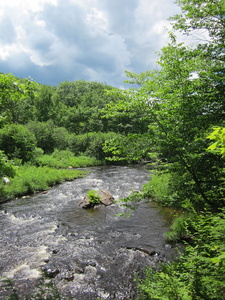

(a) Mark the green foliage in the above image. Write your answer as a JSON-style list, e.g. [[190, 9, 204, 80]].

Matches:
[[165, 213, 197, 243], [27, 120, 72, 153], [207, 126, 225, 157], [0, 165, 87, 201], [142, 172, 173, 206], [53, 80, 118, 134], [34, 85, 57, 122], [171, 0, 225, 51], [0, 124, 37, 163], [137, 211, 225, 300], [103, 133, 152, 164], [0, 151, 16, 178], [137, 265, 192, 300], [120, 33, 225, 211], [87, 190, 101, 205], [69, 131, 118, 161], [135, 3, 225, 298], [102, 88, 151, 134], [0, 73, 37, 125], [36, 149, 100, 168]]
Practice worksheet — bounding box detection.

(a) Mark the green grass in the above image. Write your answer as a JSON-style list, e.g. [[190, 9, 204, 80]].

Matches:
[[142, 172, 172, 205], [0, 165, 87, 201], [36, 149, 101, 168]]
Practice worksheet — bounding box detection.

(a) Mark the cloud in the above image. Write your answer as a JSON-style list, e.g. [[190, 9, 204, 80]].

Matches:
[[0, 0, 180, 87]]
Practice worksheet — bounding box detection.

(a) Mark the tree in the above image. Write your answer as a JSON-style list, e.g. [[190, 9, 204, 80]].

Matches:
[[0, 124, 37, 163], [103, 1, 225, 210], [34, 86, 57, 122], [0, 74, 37, 125], [172, 0, 225, 51]]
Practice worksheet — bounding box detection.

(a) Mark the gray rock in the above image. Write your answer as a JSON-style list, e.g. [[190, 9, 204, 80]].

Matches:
[[79, 189, 114, 209]]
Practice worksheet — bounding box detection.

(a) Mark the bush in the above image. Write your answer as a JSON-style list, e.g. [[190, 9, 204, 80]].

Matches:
[[0, 124, 37, 162], [165, 213, 197, 243], [0, 151, 16, 178], [87, 190, 101, 205], [69, 132, 119, 160], [27, 120, 56, 153]]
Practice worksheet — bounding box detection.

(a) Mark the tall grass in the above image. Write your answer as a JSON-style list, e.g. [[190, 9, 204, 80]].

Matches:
[[36, 149, 101, 168], [142, 172, 172, 206], [0, 165, 87, 201]]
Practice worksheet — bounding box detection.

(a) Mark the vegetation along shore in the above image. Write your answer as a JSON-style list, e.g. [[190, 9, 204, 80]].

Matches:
[[1, 0, 225, 298]]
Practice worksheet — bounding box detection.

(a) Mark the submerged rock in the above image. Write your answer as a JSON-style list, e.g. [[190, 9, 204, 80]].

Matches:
[[79, 189, 114, 209]]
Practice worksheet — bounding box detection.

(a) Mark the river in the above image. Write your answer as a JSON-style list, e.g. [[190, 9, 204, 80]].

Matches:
[[0, 166, 175, 299]]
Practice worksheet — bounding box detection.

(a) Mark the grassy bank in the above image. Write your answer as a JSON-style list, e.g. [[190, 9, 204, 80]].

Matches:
[[0, 151, 103, 202], [0, 165, 88, 202], [36, 150, 102, 168]]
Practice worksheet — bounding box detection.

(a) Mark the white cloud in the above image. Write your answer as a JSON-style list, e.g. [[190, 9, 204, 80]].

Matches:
[[86, 7, 108, 32], [0, 0, 58, 11], [0, 0, 180, 87]]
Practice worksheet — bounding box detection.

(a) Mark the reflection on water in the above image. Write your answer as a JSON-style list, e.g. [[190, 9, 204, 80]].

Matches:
[[0, 166, 175, 299]]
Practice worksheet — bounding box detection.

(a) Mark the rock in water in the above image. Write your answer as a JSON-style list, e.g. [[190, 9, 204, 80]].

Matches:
[[79, 189, 114, 209], [98, 189, 114, 206]]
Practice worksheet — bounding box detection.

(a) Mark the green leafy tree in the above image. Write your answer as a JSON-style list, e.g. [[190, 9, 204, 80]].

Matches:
[[53, 80, 120, 134], [103, 133, 151, 164], [0, 124, 37, 163], [34, 86, 57, 122], [0, 74, 37, 125], [104, 0, 225, 211], [172, 0, 225, 56], [27, 121, 72, 153]]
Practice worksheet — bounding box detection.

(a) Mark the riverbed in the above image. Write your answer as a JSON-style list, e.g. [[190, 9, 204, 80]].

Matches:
[[0, 166, 174, 299]]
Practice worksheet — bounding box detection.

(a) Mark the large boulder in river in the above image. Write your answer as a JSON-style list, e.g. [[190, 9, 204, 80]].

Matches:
[[79, 189, 114, 209]]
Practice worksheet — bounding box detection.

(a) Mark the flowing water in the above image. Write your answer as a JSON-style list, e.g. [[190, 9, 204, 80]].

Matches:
[[0, 166, 175, 299]]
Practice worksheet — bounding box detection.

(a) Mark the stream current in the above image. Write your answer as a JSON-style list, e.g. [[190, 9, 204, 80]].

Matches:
[[0, 166, 174, 299]]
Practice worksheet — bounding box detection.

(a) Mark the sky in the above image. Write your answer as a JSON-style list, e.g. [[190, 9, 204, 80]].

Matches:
[[0, 0, 181, 88]]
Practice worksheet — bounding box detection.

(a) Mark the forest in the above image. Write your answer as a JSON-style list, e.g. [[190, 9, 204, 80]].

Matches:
[[0, 0, 225, 299]]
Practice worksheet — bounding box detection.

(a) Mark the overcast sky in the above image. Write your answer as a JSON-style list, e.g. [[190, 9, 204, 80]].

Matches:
[[0, 0, 180, 87]]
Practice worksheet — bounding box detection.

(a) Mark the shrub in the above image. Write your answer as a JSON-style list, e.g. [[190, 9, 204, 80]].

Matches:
[[27, 120, 55, 153], [0, 124, 37, 162], [0, 150, 16, 178], [87, 190, 101, 205], [69, 132, 119, 160]]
